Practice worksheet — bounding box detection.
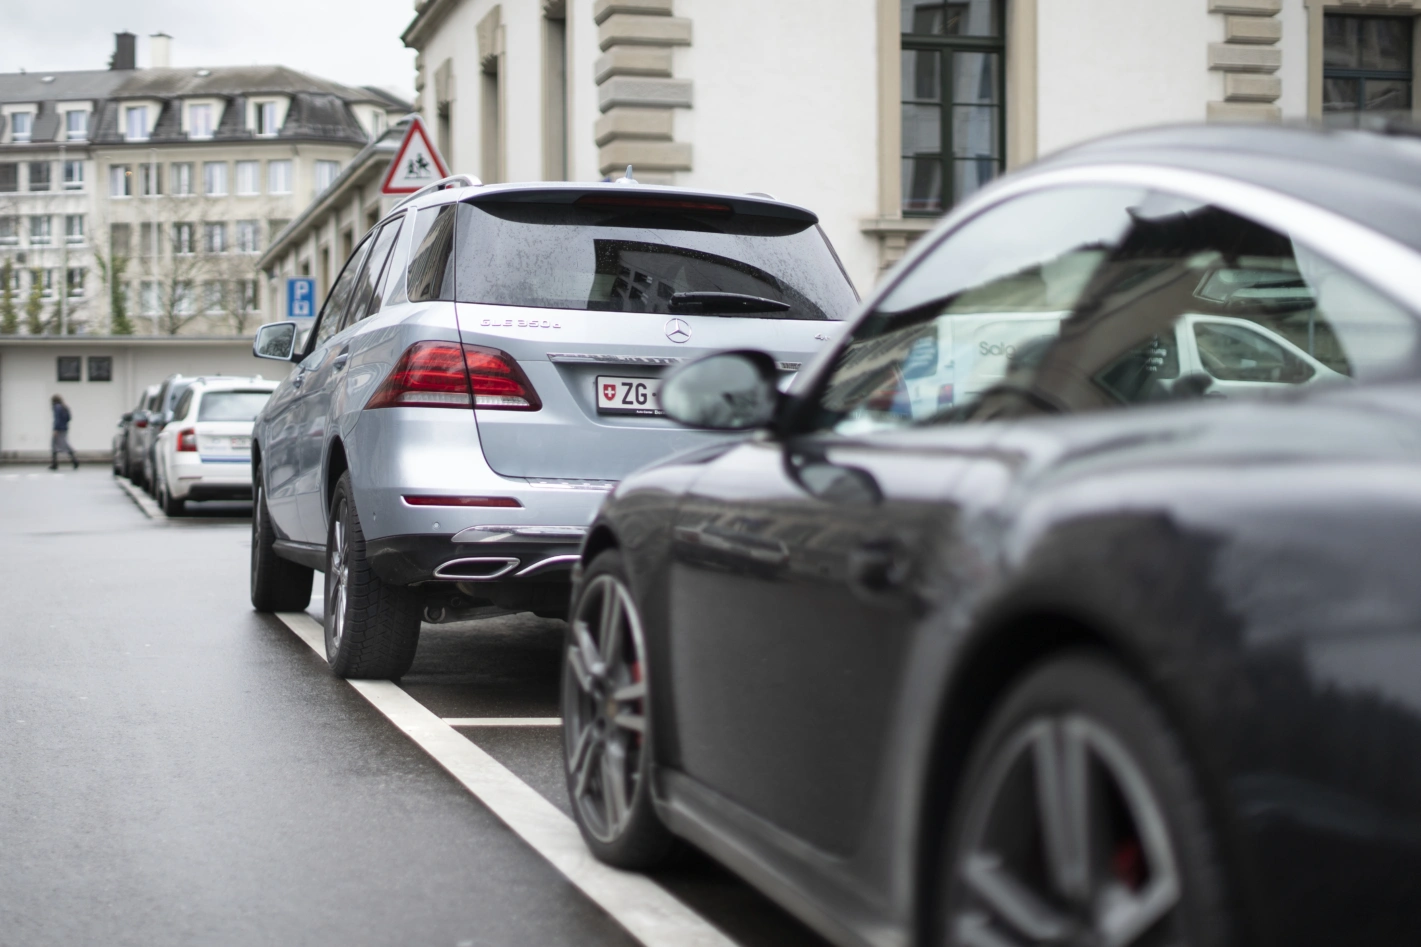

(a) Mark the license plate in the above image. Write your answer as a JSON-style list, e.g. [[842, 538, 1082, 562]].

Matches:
[[596, 376, 662, 416], [229, 436, 251, 449]]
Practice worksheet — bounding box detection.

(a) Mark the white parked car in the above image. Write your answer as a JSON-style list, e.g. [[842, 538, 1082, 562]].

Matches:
[[151, 376, 277, 516]]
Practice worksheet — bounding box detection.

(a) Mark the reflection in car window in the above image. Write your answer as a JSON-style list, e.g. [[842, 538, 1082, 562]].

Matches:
[[344, 218, 403, 328], [1193, 321, 1314, 384], [313, 236, 373, 349], [449, 201, 857, 321], [814, 186, 1418, 435], [173, 389, 194, 420]]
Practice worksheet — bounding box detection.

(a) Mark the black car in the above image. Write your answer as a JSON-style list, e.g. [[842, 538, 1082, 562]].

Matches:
[[560, 124, 1421, 947]]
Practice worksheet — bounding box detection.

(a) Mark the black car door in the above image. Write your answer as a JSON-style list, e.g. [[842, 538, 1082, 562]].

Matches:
[[664, 183, 1168, 856]]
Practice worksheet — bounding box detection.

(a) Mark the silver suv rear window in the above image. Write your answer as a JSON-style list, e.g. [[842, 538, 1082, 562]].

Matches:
[[406, 195, 857, 321]]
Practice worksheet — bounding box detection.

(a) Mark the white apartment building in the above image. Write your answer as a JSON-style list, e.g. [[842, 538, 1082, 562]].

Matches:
[[0, 32, 409, 336], [401, 0, 1421, 292]]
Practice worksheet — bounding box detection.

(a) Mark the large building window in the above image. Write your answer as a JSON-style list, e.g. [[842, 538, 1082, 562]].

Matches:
[[900, 0, 1005, 215], [1324, 15, 1413, 128]]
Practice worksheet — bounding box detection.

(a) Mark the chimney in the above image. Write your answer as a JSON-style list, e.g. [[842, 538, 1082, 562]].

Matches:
[[110, 32, 136, 71], [150, 33, 172, 69]]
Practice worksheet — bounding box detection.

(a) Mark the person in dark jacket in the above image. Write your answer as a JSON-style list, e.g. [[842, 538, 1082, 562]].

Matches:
[[50, 395, 77, 470]]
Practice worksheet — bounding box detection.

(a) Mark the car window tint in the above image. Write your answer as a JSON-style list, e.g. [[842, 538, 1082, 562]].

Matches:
[[197, 390, 273, 422], [345, 218, 403, 325], [813, 186, 1419, 434], [313, 236, 373, 348], [173, 389, 194, 420], [1193, 321, 1314, 384], [448, 200, 856, 321], [379, 212, 411, 307], [407, 205, 457, 302]]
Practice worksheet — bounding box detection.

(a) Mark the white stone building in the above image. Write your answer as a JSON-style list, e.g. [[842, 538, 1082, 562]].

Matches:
[[0, 32, 409, 337], [400, 0, 1420, 293]]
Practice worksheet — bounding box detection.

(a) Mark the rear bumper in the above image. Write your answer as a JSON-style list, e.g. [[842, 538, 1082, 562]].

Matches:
[[365, 533, 582, 587], [169, 457, 253, 500]]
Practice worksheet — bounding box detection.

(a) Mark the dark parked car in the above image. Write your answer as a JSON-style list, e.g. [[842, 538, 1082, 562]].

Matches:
[[562, 124, 1421, 947], [139, 375, 198, 495], [115, 384, 161, 485]]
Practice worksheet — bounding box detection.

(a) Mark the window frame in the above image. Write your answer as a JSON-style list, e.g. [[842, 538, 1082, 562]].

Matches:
[[1321, 13, 1414, 125], [900, 0, 1007, 217]]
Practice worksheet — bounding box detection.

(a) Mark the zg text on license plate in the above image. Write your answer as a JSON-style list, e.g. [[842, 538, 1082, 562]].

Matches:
[[596, 376, 662, 416]]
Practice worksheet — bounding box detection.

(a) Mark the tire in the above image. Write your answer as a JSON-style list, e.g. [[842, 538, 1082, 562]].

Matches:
[[324, 471, 421, 679], [561, 549, 675, 869], [250, 470, 314, 612], [937, 652, 1234, 947], [157, 471, 185, 516]]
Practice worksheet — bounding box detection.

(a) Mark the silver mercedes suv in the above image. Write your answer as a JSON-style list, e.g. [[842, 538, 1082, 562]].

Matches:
[[249, 176, 858, 678]]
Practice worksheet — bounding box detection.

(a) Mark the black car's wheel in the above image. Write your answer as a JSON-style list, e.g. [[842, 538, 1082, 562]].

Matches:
[[561, 550, 674, 869], [324, 471, 421, 679], [250, 471, 314, 612], [156, 468, 185, 517], [939, 653, 1232, 947]]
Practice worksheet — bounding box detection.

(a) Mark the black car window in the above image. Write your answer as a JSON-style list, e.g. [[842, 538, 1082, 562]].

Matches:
[[407, 204, 458, 302], [173, 388, 194, 420], [812, 185, 1418, 434], [313, 235, 374, 349], [345, 218, 403, 326], [445, 197, 857, 321]]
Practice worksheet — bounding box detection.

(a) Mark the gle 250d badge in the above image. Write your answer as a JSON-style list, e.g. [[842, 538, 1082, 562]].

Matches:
[[664, 318, 692, 344]]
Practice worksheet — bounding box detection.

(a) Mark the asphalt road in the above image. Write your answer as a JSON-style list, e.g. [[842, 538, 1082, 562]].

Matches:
[[0, 466, 832, 947]]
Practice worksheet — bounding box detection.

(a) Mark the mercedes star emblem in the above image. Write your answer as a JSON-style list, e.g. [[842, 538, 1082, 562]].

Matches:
[[664, 318, 692, 344]]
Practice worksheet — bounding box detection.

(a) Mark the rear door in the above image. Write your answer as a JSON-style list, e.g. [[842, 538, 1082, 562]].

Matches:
[[294, 220, 403, 539], [434, 192, 857, 481]]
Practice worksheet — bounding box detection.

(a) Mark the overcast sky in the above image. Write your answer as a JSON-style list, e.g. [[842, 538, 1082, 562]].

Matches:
[[0, 0, 418, 100]]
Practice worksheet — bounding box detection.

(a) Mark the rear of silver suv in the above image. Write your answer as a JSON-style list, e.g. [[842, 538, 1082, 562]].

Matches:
[[249, 180, 857, 678]]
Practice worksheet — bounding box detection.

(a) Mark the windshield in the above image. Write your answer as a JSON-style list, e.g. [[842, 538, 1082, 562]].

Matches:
[[445, 200, 856, 321], [198, 391, 273, 422]]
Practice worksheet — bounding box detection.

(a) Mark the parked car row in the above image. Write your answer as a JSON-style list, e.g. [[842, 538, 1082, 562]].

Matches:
[[113, 373, 275, 515], [249, 125, 1421, 947]]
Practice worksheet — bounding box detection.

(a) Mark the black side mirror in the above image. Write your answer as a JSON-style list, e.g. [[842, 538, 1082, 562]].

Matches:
[[659, 350, 782, 431], [121, 412, 133, 422], [254, 322, 299, 362]]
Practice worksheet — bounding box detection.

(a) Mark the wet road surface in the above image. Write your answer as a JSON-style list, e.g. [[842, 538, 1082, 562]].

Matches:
[[0, 466, 832, 947]]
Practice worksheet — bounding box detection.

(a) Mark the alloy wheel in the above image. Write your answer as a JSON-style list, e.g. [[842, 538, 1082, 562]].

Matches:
[[327, 501, 349, 653], [563, 573, 649, 843], [947, 714, 1183, 947]]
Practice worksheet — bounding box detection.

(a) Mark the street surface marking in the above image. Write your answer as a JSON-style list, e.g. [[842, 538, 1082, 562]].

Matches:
[[116, 477, 162, 519], [274, 611, 738, 947], [444, 717, 562, 727]]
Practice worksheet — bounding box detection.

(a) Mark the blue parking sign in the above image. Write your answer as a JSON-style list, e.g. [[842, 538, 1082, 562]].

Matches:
[[287, 277, 317, 319]]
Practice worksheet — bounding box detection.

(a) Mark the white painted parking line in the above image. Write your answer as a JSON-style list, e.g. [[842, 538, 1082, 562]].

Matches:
[[115, 477, 163, 520], [444, 717, 562, 727], [273, 611, 738, 947]]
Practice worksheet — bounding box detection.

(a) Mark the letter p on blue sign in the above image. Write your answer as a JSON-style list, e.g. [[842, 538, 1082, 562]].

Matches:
[[287, 277, 317, 319]]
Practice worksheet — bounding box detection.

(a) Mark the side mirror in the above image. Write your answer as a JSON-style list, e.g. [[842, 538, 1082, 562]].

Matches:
[[254, 322, 299, 361], [660, 350, 782, 431], [121, 412, 133, 422]]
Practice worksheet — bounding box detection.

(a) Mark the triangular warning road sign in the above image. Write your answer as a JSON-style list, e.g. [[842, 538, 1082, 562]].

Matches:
[[381, 115, 452, 195]]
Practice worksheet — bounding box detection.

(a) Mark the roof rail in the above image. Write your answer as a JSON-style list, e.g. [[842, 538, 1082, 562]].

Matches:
[[392, 174, 482, 211]]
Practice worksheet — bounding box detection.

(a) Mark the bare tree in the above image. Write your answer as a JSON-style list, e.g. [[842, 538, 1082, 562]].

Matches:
[[94, 248, 134, 335]]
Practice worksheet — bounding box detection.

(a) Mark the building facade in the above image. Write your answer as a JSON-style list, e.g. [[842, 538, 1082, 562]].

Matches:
[[401, 0, 1421, 292], [0, 33, 409, 337]]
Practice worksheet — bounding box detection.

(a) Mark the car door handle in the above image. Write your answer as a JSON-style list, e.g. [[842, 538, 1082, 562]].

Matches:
[[849, 539, 912, 594], [291, 372, 305, 389], [332, 353, 349, 371]]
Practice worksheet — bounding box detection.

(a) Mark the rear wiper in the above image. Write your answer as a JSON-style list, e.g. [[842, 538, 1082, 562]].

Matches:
[[669, 292, 791, 314]]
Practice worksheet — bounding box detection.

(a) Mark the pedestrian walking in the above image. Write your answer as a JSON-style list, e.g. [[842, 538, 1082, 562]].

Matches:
[[50, 394, 77, 470]]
